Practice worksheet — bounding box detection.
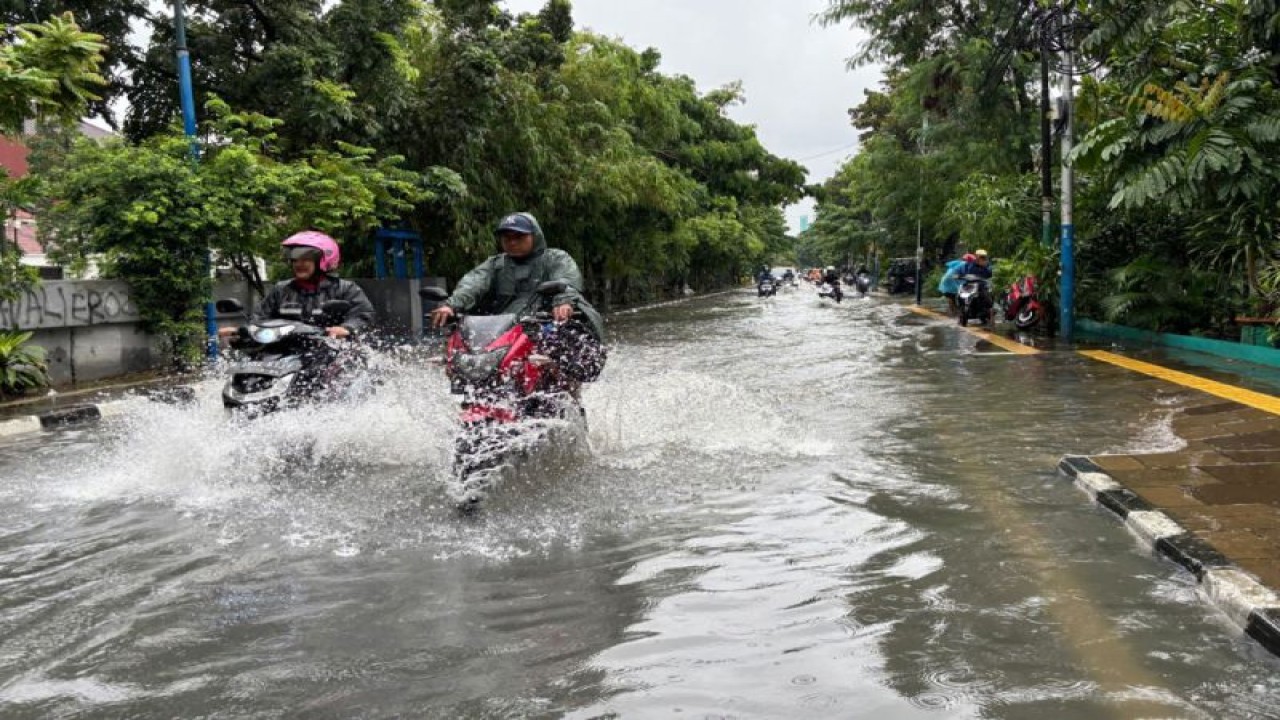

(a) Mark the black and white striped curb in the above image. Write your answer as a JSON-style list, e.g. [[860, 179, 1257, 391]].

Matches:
[[1058, 455, 1280, 658], [0, 387, 195, 440]]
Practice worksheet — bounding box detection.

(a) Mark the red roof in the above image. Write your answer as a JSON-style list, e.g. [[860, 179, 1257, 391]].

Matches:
[[0, 136, 29, 179], [1, 120, 113, 180], [5, 209, 42, 255]]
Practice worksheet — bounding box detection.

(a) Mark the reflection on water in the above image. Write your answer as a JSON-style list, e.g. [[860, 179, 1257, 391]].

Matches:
[[0, 290, 1277, 718]]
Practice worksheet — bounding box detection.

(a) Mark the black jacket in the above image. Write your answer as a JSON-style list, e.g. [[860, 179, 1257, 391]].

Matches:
[[252, 275, 376, 332]]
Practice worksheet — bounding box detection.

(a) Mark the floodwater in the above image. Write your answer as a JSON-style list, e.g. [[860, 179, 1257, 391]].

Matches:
[[1, 288, 1278, 719]]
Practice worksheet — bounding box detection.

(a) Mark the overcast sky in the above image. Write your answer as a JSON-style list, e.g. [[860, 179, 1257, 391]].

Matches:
[[501, 0, 884, 233]]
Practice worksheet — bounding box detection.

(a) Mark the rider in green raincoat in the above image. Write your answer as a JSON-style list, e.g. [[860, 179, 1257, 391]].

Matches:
[[431, 212, 606, 383]]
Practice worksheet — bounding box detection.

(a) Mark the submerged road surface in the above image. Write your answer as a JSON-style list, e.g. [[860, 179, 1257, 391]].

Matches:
[[1, 289, 1278, 719]]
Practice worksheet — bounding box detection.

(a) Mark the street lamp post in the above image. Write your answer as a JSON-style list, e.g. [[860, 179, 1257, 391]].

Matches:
[[1059, 43, 1076, 341], [914, 114, 927, 306], [1034, 0, 1095, 341], [173, 0, 218, 359]]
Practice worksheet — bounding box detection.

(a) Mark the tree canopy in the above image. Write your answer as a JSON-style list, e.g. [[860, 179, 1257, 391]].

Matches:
[[812, 0, 1280, 335]]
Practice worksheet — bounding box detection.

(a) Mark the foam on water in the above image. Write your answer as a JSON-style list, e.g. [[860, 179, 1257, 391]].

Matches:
[[2, 338, 833, 560]]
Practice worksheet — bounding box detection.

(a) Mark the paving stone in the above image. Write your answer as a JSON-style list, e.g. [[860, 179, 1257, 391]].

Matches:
[[1176, 424, 1244, 441], [1130, 485, 1206, 509], [1190, 481, 1280, 506], [1216, 449, 1280, 463], [1200, 464, 1280, 484], [1092, 455, 1146, 472], [1134, 450, 1234, 469], [1198, 530, 1279, 560], [1207, 430, 1280, 452], [1244, 566, 1280, 595], [1176, 413, 1248, 430], [1167, 505, 1280, 533], [1108, 467, 1219, 487], [1182, 401, 1242, 416]]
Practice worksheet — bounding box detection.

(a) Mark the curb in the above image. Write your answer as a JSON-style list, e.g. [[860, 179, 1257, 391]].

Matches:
[[0, 386, 195, 440], [1058, 455, 1280, 657]]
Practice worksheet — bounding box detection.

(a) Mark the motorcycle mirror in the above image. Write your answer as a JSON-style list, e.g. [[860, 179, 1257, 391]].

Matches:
[[215, 298, 244, 314], [536, 280, 567, 296], [419, 287, 449, 302]]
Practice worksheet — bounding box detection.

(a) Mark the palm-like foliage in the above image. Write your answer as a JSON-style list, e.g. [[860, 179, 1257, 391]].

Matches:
[[1100, 255, 1234, 334], [0, 12, 106, 135], [0, 331, 49, 399]]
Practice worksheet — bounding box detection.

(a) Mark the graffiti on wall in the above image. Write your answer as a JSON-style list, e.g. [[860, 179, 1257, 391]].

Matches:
[[0, 281, 141, 329]]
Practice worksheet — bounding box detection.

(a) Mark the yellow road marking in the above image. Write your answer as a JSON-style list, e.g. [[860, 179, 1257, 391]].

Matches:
[[1080, 350, 1280, 416], [907, 305, 1042, 355]]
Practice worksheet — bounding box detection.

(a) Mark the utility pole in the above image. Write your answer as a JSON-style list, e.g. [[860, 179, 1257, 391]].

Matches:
[[173, 0, 218, 359], [1059, 27, 1076, 341], [1039, 35, 1054, 248], [914, 114, 927, 306]]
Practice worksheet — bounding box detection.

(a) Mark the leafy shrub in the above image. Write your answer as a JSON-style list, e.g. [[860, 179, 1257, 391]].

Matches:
[[0, 331, 50, 399]]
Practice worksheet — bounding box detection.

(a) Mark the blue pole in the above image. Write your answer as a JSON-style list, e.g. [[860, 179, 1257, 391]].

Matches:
[[413, 237, 425, 278], [1059, 40, 1076, 341], [174, 0, 217, 360], [392, 238, 407, 279], [374, 235, 388, 278], [1060, 224, 1075, 335]]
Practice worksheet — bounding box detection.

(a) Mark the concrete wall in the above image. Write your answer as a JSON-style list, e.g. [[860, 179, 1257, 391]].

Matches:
[[0, 280, 161, 385], [5, 277, 445, 387]]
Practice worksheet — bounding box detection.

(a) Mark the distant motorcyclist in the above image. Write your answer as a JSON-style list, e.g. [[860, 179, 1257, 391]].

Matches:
[[782, 268, 795, 284], [218, 230, 374, 340], [431, 212, 606, 384], [821, 265, 844, 303], [757, 267, 774, 285]]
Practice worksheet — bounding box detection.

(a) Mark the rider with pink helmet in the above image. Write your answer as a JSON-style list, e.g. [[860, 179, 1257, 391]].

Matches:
[[219, 230, 374, 340]]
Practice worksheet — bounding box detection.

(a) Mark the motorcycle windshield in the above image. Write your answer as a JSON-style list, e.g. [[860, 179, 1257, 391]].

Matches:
[[460, 314, 518, 350]]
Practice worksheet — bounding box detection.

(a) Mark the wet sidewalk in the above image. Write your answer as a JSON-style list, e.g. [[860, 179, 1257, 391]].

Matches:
[[1061, 391, 1280, 655]]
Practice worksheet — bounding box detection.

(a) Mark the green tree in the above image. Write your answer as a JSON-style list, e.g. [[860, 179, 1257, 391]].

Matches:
[[1, 11, 105, 302], [0, 1, 146, 129], [36, 100, 434, 365]]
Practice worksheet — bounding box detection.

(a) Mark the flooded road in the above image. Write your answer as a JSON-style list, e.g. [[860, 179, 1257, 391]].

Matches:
[[2, 289, 1278, 718]]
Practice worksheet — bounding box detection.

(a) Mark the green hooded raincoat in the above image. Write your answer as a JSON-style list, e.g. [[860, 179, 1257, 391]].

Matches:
[[444, 213, 605, 340]]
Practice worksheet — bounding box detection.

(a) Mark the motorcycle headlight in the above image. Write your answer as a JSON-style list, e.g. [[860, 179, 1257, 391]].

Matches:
[[454, 349, 507, 383], [249, 325, 291, 344]]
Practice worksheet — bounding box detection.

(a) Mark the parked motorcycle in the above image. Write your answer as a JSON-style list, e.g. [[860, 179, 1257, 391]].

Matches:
[[1000, 275, 1044, 331], [217, 298, 371, 415], [757, 276, 777, 297], [956, 275, 993, 327], [422, 281, 592, 511]]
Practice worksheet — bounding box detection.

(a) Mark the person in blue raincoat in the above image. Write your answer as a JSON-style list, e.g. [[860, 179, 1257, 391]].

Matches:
[[939, 253, 973, 316]]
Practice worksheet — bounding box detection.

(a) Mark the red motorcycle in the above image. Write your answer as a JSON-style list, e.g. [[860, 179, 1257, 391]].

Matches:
[[421, 281, 590, 510], [1001, 275, 1045, 331]]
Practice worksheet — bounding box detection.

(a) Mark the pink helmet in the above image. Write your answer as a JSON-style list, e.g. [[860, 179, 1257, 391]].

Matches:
[[962, 253, 976, 262], [282, 231, 340, 273]]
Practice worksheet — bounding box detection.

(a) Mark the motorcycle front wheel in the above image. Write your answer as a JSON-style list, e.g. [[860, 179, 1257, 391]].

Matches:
[[1015, 306, 1042, 330]]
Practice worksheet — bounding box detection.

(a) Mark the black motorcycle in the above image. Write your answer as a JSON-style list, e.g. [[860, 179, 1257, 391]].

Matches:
[[853, 272, 873, 296], [757, 277, 776, 297], [216, 298, 370, 414], [956, 275, 994, 327]]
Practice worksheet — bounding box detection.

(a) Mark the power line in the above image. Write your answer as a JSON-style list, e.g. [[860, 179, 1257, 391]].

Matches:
[[795, 141, 861, 162]]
